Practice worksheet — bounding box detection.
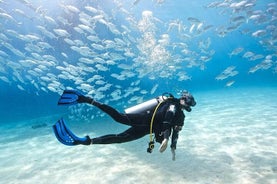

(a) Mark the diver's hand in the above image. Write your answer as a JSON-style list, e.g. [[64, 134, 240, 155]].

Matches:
[[171, 148, 176, 161], [159, 139, 168, 152]]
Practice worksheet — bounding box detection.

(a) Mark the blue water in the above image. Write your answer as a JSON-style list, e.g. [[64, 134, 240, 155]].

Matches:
[[0, 0, 276, 122], [0, 0, 276, 183]]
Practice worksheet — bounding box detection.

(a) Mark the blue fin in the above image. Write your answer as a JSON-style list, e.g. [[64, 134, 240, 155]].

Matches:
[[52, 118, 91, 146], [58, 90, 81, 105]]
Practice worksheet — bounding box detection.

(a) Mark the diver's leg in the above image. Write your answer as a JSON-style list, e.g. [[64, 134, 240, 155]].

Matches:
[[92, 101, 131, 125], [91, 126, 148, 144]]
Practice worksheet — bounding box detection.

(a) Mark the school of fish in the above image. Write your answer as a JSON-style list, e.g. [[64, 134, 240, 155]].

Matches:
[[0, 0, 276, 112]]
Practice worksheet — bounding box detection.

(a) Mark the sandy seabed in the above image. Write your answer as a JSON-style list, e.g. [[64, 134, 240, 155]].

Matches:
[[0, 87, 276, 184]]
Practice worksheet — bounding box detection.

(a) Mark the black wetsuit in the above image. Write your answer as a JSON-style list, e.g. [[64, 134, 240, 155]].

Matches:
[[91, 99, 185, 149]]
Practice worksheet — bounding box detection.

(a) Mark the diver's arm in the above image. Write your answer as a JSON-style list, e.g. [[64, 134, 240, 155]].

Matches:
[[159, 128, 171, 152], [159, 121, 173, 152], [170, 128, 179, 150], [159, 105, 176, 152], [170, 126, 182, 161], [161, 104, 176, 137]]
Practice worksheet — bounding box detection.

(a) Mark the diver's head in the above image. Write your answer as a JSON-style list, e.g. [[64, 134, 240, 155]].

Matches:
[[179, 90, 196, 112]]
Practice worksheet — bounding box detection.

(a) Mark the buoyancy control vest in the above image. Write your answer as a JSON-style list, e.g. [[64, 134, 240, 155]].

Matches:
[[124, 92, 176, 153]]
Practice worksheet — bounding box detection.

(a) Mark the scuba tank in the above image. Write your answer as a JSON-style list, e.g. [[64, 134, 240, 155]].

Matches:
[[124, 92, 174, 114]]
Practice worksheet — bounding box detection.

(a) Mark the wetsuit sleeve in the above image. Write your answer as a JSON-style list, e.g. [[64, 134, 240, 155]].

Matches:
[[162, 105, 176, 139], [170, 129, 179, 149]]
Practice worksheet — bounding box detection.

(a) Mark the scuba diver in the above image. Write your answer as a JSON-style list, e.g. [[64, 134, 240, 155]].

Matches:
[[53, 89, 196, 160]]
